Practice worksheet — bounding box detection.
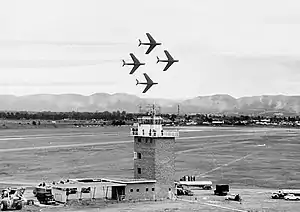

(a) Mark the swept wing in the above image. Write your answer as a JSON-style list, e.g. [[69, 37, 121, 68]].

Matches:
[[164, 50, 174, 60], [146, 33, 156, 43], [130, 65, 139, 74], [145, 45, 156, 54], [142, 73, 154, 93], [130, 53, 139, 63], [143, 73, 153, 84], [163, 62, 173, 71], [142, 84, 153, 93]]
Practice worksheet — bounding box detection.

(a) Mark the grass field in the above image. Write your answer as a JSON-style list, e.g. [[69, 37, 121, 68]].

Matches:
[[0, 126, 300, 211]]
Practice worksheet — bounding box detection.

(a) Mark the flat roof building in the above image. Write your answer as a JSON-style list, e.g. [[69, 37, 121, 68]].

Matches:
[[51, 178, 157, 203]]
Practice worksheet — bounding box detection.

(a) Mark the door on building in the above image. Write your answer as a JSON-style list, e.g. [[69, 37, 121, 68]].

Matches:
[[112, 186, 125, 200]]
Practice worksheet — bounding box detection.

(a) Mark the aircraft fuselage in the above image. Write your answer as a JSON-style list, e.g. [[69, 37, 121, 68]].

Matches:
[[158, 59, 179, 63], [125, 62, 145, 65], [137, 82, 158, 85], [141, 42, 161, 46]]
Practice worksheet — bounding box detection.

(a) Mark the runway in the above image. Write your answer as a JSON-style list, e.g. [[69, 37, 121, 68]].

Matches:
[[0, 132, 264, 153]]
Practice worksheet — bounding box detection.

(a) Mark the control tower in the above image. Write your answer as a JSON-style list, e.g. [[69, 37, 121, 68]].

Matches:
[[130, 105, 179, 200]]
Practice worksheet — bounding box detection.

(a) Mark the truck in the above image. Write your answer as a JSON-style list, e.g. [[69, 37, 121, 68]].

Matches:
[[33, 183, 55, 205], [214, 184, 229, 196], [0, 188, 24, 211]]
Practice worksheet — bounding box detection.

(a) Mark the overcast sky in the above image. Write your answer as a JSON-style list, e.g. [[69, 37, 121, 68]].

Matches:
[[0, 0, 300, 99]]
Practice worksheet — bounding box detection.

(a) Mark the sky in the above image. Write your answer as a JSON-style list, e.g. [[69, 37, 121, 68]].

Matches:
[[1, 0, 300, 99]]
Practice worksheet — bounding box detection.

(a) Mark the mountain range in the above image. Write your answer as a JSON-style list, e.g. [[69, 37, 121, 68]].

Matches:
[[1, 93, 300, 115]]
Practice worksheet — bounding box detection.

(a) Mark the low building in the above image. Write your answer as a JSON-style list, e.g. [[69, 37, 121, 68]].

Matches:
[[212, 120, 224, 125], [50, 178, 157, 203], [51, 179, 125, 203], [102, 178, 156, 201]]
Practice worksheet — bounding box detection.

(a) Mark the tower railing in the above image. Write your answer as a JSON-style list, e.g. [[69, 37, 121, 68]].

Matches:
[[130, 128, 179, 137]]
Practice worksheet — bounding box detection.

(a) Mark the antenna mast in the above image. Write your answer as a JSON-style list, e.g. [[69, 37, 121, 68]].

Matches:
[[138, 105, 142, 114], [143, 103, 160, 124]]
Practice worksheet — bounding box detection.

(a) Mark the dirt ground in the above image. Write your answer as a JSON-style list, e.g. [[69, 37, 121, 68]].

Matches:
[[1, 126, 300, 211], [20, 188, 300, 212]]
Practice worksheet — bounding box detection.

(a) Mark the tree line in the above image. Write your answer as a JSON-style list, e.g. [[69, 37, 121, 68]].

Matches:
[[0, 111, 132, 121], [0, 111, 300, 123]]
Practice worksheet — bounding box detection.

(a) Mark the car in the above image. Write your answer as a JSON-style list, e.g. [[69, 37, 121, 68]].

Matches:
[[225, 194, 242, 202], [284, 194, 300, 201]]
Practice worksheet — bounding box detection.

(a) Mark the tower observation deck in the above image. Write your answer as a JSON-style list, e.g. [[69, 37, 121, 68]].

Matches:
[[130, 106, 179, 138]]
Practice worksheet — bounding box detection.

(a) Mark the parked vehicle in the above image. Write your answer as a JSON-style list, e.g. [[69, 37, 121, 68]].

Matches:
[[33, 183, 55, 205], [177, 180, 212, 190], [271, 190, 285, 199], [272, 189, 300, 199], [214, 184, 229, 196], [176, 185, 194, 196], [225, 193, 242, 202], [284, 194, 300, 201], [0, 188, 23, 211]]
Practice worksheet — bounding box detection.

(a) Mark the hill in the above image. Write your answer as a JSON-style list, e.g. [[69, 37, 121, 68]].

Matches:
[[2, 93, 300, 115]]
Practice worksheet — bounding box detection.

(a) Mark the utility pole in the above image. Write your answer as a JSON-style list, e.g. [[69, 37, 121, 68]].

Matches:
[[177, 105, 180, 117]]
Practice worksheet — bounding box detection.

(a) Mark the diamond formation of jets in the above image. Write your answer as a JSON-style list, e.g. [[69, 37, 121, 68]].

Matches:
[[156, 50, 179, 71], [138, 33, 162, 54], [122, 53, 145, 74], [122, 33, 179, 93], [136, 73, 158, 93]]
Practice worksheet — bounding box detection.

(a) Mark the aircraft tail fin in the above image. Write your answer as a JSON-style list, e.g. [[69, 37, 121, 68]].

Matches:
[[138, 39, 142, 47], [156, 56, 160, 63], [122, 60, 126, 67], [136, 79, 139, 85]]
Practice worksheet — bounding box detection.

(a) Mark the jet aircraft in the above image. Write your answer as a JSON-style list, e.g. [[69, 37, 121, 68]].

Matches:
[[138, 33, 162, 54], [136, 73, 158, 93], [122, 53, 145, 74], [157, 50, 179, 71]]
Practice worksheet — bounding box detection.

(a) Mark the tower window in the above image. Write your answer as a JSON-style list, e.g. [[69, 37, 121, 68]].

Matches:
[[136, 189, 139, 192], [137, 152, 141, 159], [130, 189, 133, 192], [152, 188, 155, 191], [137, 138, 141, 142], [169, 188, 171, 191], [146, 188, 149, 192], [137, 168, 141, 174]]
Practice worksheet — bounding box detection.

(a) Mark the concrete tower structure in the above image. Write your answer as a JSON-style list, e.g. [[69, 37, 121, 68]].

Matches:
[[130, 105, 179, 200]]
